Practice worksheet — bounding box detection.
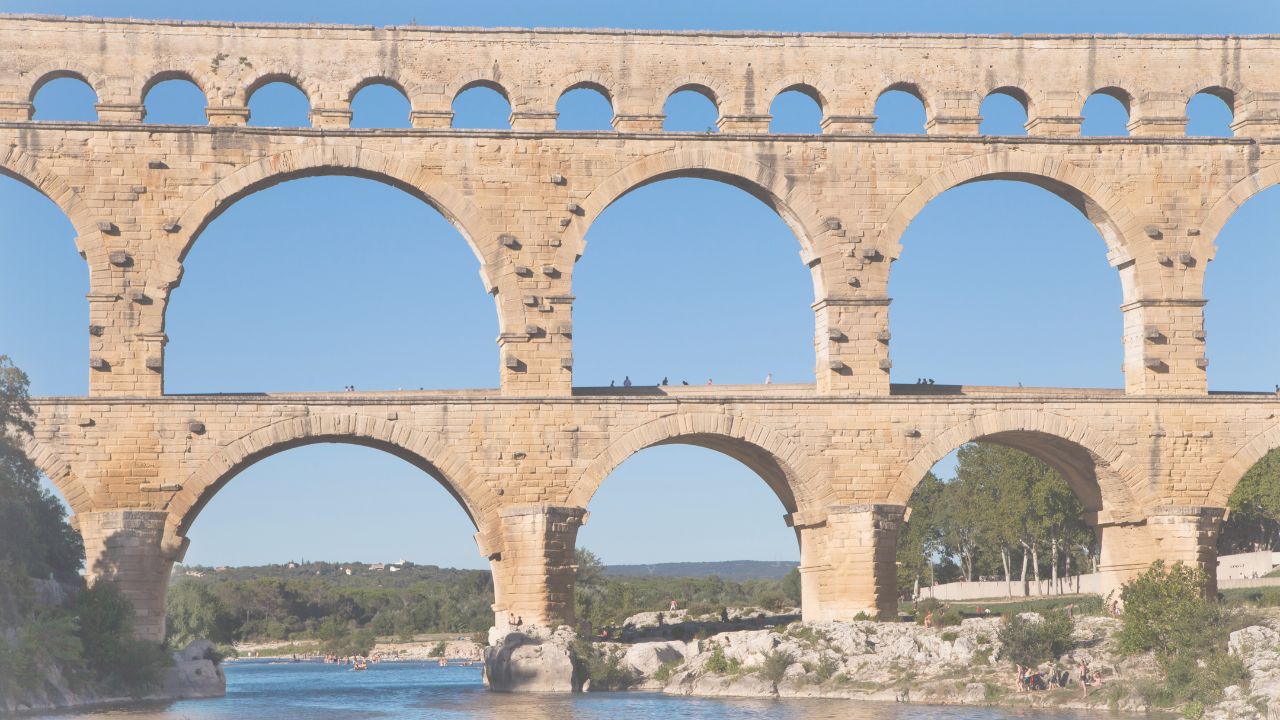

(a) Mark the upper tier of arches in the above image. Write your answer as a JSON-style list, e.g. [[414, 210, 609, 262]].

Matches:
[[4, 19, 1277, 137]]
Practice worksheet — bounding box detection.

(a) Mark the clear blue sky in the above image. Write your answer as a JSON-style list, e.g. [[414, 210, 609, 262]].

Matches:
[[2, 0, 1278, 570]]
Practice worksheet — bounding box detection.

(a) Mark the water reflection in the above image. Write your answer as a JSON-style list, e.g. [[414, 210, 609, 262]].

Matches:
[[43, 661, 1093, 720]]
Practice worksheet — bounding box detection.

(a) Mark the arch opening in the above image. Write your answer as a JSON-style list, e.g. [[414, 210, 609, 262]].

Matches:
[[0, 172, 88, 396], [556, 84, 613, 131], [1187, 88, 1235, 137], [574, 437, 803, 629], [350, 81, 411, 128], [247, 79, 310, 128], [979, 88, 1029, 136], [574, 176, 815, 386], [899, 438, 1105, 604], [166, 174, 499, 393], [769, 87, 823, 134], [143, 76, 207, 125], [451, 83, 511, 130], [663, 87, 719, 133], [168, 440, 494, 651], [31, 75, 98, 121], [1081, 88, 1131, 137], [874, 85, 927, 134], [889, 178, 1124, 389], [1205, 185, 1280, 391], [1218, 448, 1280, 559]]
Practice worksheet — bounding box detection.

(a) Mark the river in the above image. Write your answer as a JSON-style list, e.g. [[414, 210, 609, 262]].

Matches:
[[39, 660, 1095, 719]]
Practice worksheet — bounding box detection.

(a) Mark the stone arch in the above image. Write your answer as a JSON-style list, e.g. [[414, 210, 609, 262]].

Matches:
[[138, 66, 218, 108], [890, 410, 1146, 523], [875, 81, 934, 119], [21, 435, 91, 518], [762, 76, 831, 115], [168, 413, 501, 549], [0, 145, 109, 288], [982, 85, 1035, 119], [565, 146, 829, 297], [347, 74, 412, 103], [162, 146, 514, 336], [1209, 423, 1280, 508], [23, 63, 109, 102], [554, 71, 617, 105], [569, 412, 825, 516], [238, 66, 319, 106], [879, 150, 1144, 296], [446, 72, 530, 113], [1197, 162, 1280, 263]]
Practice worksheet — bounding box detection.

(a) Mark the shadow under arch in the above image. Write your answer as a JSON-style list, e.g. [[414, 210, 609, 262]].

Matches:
[[569, 412, 825, 516], [0, 146, 107, 288], [164, 146, 504, 324], [169, 414, 501, 551], [880, 152, 1144, 300], [566, 147, 828, 297], [890, 410, 1146, 524]]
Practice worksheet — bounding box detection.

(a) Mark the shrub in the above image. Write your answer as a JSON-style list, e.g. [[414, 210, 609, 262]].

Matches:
[[653, 658, 681, 682], [703, 645, 741, 675], [75, 583, 172, 695], [758, 649, 794, 686], [996, 610, 1074, 667], [571, 639, 637, 691], [427, 640, 447, 658], [812, 653, 839, 683], [1116, 561, 1219, 657], [940, 631, 959, 642]]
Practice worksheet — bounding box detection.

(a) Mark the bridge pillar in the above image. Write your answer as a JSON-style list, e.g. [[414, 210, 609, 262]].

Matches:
[[1232, 91, 1280, 137], [88, 289, 165, 397], [77, 510, 182, 643], [814, 297, 891, 395], [804, 504, 906, 620], [1094, 520, 1157, 600], [491, 505, 585, 630], [1127, 93, 1189, 136], [1147, 506, 1226, 595], [1122, 298, 1207, 395]]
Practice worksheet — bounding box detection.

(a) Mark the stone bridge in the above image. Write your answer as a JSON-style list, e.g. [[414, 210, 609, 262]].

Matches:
[[5, 15, 1280, 640]]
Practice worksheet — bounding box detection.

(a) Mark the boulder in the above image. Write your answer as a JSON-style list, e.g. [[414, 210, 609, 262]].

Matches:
[[484, 627, 584, 693], [157, 639, 226, 700], [622, 640, 694, 676]]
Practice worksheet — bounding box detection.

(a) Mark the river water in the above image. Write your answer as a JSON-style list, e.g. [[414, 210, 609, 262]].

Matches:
[[41, 660, 1094, 719]]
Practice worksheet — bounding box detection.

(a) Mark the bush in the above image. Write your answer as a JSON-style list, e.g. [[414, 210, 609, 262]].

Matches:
[[75, 583, 172, 695], [571, 639, 637, 691], [758, 649, 794, 686], [653, 658, 681, 682], [996, 610, 1074, 667], [940, 631, 959, 643], [1116, 561, 1219, 657], [427, 640, 447, 658], [703, 645, 741, 675], [811, 653, 839, 683]]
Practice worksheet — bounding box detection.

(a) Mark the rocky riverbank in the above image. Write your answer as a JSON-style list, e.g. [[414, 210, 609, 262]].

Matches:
[[483, 606, 1280, 718], [0, 639, 226, 716]]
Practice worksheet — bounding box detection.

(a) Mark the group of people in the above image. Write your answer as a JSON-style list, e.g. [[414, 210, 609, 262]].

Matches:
[[1014, 661, 1104, 696], [610, 374, 776, 387]]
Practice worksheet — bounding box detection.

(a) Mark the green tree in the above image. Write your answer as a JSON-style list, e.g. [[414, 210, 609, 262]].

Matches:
[[166, 579, 239, 647], [896, 472, 947, 595], [1219, 449, 1280, 554]]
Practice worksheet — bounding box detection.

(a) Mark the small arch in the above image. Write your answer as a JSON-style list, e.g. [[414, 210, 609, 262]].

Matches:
[[31, 73, 98, 121], [556, 83, 613, 131], [874, 83, 927, 134], [247, 77, 310, 128], [769, 86, 823, 134], [350, 79, 412, 128], [979, 87, 1030, 136], [1187, 87, 1235, 137], [1081, 87, 1132, 137], [663, 84, 719, 133], [142, 74, 208, 125], [1211, 424, 1280, 509], [452, 81, 512, 129]]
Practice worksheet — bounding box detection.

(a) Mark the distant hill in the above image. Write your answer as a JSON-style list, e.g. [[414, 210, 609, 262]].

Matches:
[[603, 560, 798, 581]]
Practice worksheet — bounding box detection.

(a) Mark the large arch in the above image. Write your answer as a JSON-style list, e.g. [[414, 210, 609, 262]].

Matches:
[[1198, 162, 1280, 264], [20, 435, 91, 518], [880, 151, 1143, 293], [891, 410, 1146, 524], [0, 145, 109, 287], [569, 412, 825, 516], [168, 413, 501, 554], [163, 146, 507, 329], [566, 147, 830, 298]]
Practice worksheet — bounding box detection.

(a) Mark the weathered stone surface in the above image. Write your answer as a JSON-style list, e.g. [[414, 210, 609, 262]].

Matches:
[[483, 628, 584, 693], [160, 640, 227, 700], [7, 14, 1280, 642]]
